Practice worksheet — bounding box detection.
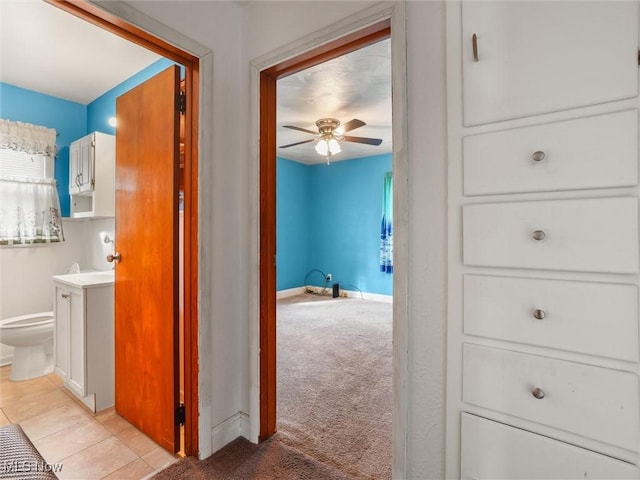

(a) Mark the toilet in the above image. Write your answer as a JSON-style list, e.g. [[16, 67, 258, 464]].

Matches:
[[0, 312, 54, 381]]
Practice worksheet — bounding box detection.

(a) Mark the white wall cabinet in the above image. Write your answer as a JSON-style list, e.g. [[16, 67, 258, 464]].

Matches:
[[69, 132, 115, 218], [447, 1, 640, 477], [461, 2, 638, 126], [53, 273, 114, 412]]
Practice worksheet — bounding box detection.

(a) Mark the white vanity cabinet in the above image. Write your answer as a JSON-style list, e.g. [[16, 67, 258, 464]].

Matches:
[[461, 2, 638, 126], [69, 131, 115, 218], [53, 272, 114, 412], [447, 1, 640, 478]]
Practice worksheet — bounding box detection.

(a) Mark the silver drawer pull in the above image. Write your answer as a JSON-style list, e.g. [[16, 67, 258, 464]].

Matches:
[[533, 309, 546, 320], [532, 230, 546, 241], [532, 387, 545, 399], [532, 150, 546, 162]]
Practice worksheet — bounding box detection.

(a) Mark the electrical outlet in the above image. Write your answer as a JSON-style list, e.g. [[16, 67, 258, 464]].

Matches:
[[326, 273, 332, 282]]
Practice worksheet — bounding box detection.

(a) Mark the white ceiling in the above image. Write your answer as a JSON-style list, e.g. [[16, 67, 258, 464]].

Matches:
[[0, 0, 161, 105], [277, 38, 392, 164]]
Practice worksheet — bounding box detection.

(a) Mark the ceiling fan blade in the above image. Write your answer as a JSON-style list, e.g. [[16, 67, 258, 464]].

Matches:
[[338, 119, 366, 133], [278, 139, 315, 148], [283, 125, 318, 135], [342, 135, 383, 146]]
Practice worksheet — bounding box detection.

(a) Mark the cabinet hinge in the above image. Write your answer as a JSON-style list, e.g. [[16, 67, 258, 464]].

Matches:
[[175, 403, 185, 425], [178, 91, 186, 115]]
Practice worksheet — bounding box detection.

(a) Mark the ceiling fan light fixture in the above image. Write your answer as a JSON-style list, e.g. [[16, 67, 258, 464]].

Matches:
[[327, 138, 341, 155], [279, 118, 381, 160], [315, 138, 329, 156]]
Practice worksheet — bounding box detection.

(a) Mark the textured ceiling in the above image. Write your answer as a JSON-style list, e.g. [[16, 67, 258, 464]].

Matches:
[[0, 0, 161, 104], [277, 39, 392, 164]]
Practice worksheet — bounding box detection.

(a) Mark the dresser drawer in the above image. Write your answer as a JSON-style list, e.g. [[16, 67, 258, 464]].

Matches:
[[463, 197, 639, 274], [463, 110, 638, 196], [463, 344, 639, 450], [464, 275, 639, 361], [461, 413, 639, 479]]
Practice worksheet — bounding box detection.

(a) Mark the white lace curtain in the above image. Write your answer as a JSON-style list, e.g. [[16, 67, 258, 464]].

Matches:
[[0, 119, 64, 245], [0, 119, 57, 157]]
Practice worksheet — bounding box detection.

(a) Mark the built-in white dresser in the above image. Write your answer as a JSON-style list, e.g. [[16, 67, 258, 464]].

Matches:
[[446, 2, 640, 478]]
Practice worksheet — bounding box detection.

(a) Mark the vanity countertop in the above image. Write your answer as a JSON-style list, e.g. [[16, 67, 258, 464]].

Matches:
[[52, 270, 114, 288]]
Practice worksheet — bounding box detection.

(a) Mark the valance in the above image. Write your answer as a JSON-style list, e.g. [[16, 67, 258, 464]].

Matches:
[[0, 118, 57, 157]]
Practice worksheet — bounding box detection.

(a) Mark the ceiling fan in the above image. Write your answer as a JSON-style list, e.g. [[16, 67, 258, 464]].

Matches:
[[278, 118, 383, 162]]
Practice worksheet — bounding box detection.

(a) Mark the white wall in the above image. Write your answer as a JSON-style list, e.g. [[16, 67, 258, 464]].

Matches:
[[403, 3, 447, 477], [241, 3, 447, 477], [0, 217, 115, 364], [115, 1, 448, 477], [113, 0, 245, 457]]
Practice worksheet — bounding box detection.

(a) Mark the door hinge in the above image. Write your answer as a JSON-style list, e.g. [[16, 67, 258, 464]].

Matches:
[[178, 91, 186, 115], [175, 403, 185, 425], [638, 50, 640, 66]]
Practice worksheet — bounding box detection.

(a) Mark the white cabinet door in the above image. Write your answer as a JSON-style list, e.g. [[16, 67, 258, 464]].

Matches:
[[461, 2, 639, 125], [461, 413, 640, 479], [464, 275, 639, 362], [53, 285, 69, 381], [69, 141, 80, 195], [463, 344, 640, 450], [69, 134, 94, 194], [67, 287, 86, 397], [463, 110, 639, 195], [77, 135, 94, 194], [463, 197, 640, 274]]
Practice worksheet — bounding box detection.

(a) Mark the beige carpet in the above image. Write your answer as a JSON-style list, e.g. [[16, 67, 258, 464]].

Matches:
[[276, 294, 392, 479], [152, 293, 392, 479]]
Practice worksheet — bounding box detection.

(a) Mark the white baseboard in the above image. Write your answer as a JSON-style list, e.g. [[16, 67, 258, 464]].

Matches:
[[343, 290, 393, 303], [295, 285, 393, 303], [211, 412, 251, 453], [276, 287, 305, 299]]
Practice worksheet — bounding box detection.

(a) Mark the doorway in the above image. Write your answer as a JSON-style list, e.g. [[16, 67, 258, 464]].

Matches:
[[272, 37, 393, 477], [260, 17, 391, 456], [47, 0, 199, 457]]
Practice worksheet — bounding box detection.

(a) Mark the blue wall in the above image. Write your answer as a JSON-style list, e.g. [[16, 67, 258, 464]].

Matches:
[[87, 58, 178, 135], [0, 83, 87, 217], [2, 58, 179, 216], [276, 158, 311, 289], [276, 153, 393, 296]]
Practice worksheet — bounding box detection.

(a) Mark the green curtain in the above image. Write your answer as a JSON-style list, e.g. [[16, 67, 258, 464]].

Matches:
[[379, 171, 393, 273]]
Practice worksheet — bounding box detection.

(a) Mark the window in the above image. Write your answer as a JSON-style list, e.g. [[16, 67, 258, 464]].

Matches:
[[0, 119, 64, 246]]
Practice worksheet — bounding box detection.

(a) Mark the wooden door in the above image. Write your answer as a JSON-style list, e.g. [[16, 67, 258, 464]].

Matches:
[[114, 66, 180, 453]]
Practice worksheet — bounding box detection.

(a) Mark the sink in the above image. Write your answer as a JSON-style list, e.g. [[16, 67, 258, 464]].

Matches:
[[52, 270, 114, 287]]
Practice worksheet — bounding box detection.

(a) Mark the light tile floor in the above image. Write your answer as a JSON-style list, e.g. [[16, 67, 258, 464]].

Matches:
[[0, 366, 178, 479]]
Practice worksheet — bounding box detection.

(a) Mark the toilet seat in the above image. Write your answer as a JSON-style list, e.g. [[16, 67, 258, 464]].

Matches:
[[0, 312, 54, 329]]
